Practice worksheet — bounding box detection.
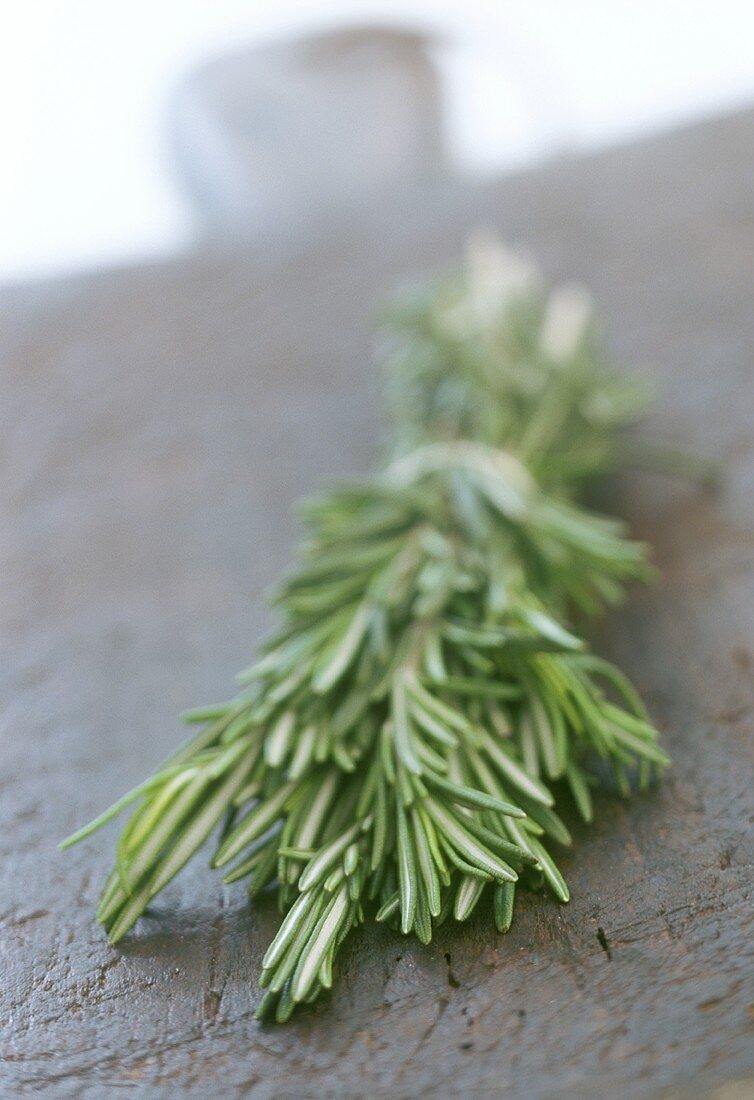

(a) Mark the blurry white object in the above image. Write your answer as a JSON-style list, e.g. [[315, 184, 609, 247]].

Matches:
[[1, 0, 754, 283], [169, 27, 443, 240]]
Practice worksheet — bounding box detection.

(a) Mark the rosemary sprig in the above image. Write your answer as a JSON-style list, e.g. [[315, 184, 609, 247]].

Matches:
[[64, 236, 668, 1022]]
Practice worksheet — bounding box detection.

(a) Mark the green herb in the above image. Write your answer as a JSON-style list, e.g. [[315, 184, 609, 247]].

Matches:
[[63, 236, 669, 1022]]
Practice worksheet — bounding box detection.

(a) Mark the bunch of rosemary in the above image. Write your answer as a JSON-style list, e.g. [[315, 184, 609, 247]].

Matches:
[[64, 237, 668, 1022]]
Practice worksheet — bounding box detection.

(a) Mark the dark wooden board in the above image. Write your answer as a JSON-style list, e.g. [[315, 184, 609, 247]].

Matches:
[[1, 108, 753, 1098]]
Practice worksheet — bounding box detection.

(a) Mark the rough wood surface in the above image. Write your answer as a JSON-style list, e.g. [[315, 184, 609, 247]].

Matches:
[[1, 109, 753, 1098]]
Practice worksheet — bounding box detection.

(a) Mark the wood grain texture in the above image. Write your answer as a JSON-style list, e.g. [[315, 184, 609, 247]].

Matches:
[[1, 109, 753, 1098]]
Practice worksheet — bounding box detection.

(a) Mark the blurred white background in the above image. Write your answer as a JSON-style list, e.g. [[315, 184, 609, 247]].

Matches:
[[2, 0, 754, 284]]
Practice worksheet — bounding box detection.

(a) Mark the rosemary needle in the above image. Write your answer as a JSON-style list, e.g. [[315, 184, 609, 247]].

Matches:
[[64, 235, 669, 1021]]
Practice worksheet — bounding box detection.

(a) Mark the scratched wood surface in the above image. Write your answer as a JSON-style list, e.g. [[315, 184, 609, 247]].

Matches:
[[1, 109, 753, 1098]]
